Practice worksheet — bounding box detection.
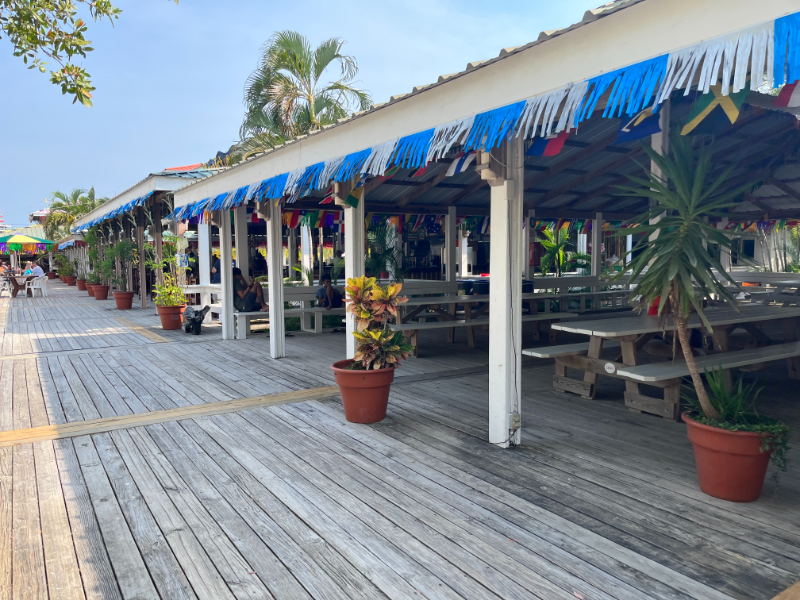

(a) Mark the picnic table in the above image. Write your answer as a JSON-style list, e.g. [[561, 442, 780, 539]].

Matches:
[[396, 292, 578, 355], [3, 275, 34, 298], [536, 305, 800, 420]]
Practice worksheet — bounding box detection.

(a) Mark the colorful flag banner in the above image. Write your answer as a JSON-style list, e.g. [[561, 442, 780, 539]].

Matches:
[[616, 107, 661, 143], [445, 151, 477, 176], [775, 81, 800, 107], [681, 84, 749, 136], [526, 129, 570, 156]]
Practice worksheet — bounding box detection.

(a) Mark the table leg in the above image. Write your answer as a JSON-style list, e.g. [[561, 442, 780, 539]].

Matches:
[[465, 304, 475, 348], [447, 303, 456, 343], [582, 336, 604, 399], [620, 337, 641, 397]]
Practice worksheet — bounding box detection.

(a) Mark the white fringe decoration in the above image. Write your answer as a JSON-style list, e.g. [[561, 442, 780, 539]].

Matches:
[[516, 81, 587, 138], [319, 155, 345, 187], [243, 182, 261, 202], [362, 138, 398, 175], [427, 115, 475, 161], [658, 23, 773, 103], [283, 167, 306, 195]]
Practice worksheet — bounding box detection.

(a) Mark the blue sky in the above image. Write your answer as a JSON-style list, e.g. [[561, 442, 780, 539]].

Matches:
[[0, 0, 603, 227]]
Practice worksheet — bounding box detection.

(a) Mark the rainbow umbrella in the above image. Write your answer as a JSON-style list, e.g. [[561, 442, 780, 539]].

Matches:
[[0, 234, 56, 254]]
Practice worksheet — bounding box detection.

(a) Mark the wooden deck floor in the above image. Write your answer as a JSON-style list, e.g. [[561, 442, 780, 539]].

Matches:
[[1, 282, 798, 599]]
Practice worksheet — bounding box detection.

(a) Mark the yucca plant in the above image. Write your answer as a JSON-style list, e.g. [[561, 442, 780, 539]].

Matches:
[[613, 132, 761, 421], [344, 276, 412, 369]]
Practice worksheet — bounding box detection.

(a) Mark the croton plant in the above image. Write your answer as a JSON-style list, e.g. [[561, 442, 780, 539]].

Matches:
[[344, 276, 413, 370]]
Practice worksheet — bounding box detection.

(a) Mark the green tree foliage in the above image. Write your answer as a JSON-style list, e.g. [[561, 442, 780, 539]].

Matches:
[[1, 0, 175, 106], [613, 133, 761, 420], [44, 186, 108, 239], [238, 31, 371, 159]]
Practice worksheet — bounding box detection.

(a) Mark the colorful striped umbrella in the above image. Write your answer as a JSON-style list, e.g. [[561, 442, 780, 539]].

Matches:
[[0, 234, 56, 254]]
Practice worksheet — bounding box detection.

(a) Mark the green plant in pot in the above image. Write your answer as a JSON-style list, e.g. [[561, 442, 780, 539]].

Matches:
[[330, 276, 412, 423], [92, 256, 113, 300], [76, 264, 87, 291], [614, 133, 789, 502], [109, 240, 136, 310], [154, 272, 187, 330], [85, 271, 100, 296], [59, 260, 76, 284]]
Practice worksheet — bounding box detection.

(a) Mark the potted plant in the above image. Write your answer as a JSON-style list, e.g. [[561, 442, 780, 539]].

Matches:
[[60, 261, 77, 286], [93, 256, 113, 300], [331, 276, 412, 423], [154, 273, 187, 330], [109, 240, 136, 310], [615, 132, 789, 501], [76, 264, 87, 291], [85, 272, 99, 297]]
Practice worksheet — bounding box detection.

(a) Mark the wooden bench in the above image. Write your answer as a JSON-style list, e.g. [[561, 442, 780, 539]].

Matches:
[[391, 312, 578, 357], [522, 340, 621, 359], [616, 342, 800, 382]]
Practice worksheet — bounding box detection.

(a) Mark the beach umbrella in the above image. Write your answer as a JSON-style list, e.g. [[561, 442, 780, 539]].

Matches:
[[0, 234, 56, 254]]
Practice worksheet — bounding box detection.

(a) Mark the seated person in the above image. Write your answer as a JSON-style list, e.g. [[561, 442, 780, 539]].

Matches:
[[23, 262, 34, 275], [316, 273, 343, 310], [232, 267, 269, 312], [31, 263, 44, 277]]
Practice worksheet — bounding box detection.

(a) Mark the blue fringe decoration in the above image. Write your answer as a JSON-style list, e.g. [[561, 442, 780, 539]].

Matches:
[[391, 129, 435, 169], [227, 185, 250, 209], [463, 101, 526, 151], [211, 192, 229, 211], [775, 13, 800, 86], [578, 55, 668, 122], [295, 162, 326, 192], [333, 148, 372, 181], [254, 173, 289, 200]]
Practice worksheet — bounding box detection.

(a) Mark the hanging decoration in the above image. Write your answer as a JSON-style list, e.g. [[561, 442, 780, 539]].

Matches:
[[162, 10, 800, 224]]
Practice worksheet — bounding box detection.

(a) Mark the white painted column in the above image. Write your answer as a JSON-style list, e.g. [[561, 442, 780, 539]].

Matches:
[[266, 199, 286, 358], [344, 192, 365, 358], [300, 225, 313, 279], [444, 206, 457, 282], [234, 205, 250, 276], [218, 210, 235, 340], [287, 229, 296, 275], [198, 221, 213, 323], [489, 137, 524, 447], [319, 227, 324, 275], [719, 217, 732, 271], [591, 212, 603, 277], [525, 208, 535, 280], [625, 234, 633, 265]]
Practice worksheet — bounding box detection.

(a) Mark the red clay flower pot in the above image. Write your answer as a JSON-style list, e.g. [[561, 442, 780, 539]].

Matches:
[[59, 275, 65, 283], [113, 291, 134, 310], [64, 276, 77, 286], [92, 285, 110, 300], [86, 284, 95, 297], [157, 305, 186, 330], [683, 412, 773, 502], [330, 359, 395, 424], [46, 272, 56, 280], [76, 279, 87, 291]]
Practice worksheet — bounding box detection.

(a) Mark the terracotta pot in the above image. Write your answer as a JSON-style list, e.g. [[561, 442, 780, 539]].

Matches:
[[46, 272, 56, 280], [59, 275, 65, 283], [86, 284, 95, 297], [683, 412, 773, 502], [64, 276, 77, 286], [76, 279, 87, 291], [113, 291, 134, 310], [330, 359, 395, 424], [157, 305, 186, 330], [93, 285, 110, 300]]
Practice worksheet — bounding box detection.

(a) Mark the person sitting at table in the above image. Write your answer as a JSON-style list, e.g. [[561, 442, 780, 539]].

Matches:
[[31, 262, 44, 277], [23, 262, 34, 275], [316, 273, 343, 310], [232, 267, 268, 312]]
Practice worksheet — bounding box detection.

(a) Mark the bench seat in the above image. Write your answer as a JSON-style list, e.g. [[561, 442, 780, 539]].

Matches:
[[522, 340, 621, 359], [616, 342, 800, 382]]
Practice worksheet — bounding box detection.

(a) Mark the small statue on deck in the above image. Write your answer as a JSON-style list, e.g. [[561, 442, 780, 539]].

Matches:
[[183, 305, 211, 335]]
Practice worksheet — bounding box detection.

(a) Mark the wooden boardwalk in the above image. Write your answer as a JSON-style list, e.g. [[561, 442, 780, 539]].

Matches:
[[1, 282, 798, 599]]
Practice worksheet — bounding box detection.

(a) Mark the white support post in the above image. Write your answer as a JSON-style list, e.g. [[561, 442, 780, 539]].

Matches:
[[300, 225, 313, 330], [344, 192, 365, 359], [198, 221, 213, 323], [234, 205, 250, 277], [266, 199, 286, 358], [489, 137, 524, 448], [218, 210, 235, 340], [525, 208, 535, 280], [319, 227, 324, 275], [591, 212, 603, 291], [460, 230, 471, 276], [625, 234, 633, 265], [444, 206, 457, 282], [287, 229, 297, 276]]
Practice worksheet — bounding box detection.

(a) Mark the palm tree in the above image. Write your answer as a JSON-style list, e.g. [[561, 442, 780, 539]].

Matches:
[[538, 228, 589, 276], [614, 134, 760, 421], [44, 187, 108, 239], [238, 31, 372, 159]]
